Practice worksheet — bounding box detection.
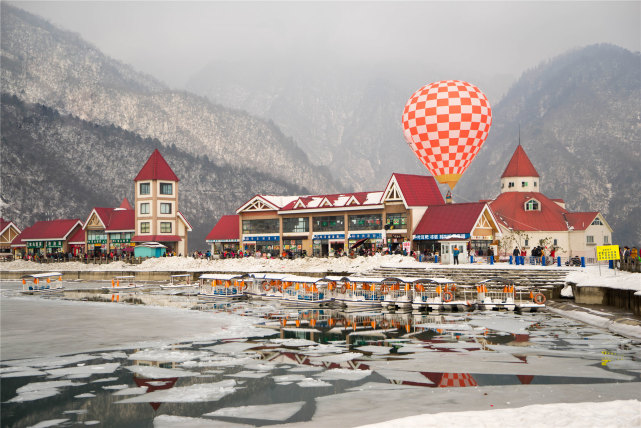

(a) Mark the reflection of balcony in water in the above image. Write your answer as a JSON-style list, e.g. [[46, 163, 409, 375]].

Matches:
[[132, 359, 179, 410]]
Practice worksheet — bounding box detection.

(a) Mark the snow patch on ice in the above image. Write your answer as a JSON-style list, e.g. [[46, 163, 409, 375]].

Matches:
[[8, 380, 84, 403], [126, 365, 199, 378], [116, 379, 236, 403], [316, 369, 372, 381], [297, 378, 332, 388], [204, 401, 305, 421]]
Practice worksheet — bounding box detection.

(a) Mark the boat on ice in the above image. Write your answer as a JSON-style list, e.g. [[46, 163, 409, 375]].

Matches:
[[198, 273, 248, 300], [160, 274, 198, 294], [247, 273, 290, 300], [101, 276, 144, 293], [329, 276, 387, 309], [475, 277, 546, 311], [21, 272, 65, 295], [411, 278, 473, 312], [279, 275, 333, 307]]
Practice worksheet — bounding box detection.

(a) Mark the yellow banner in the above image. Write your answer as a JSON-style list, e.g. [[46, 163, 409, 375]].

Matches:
[[596, 245, 620, 261]]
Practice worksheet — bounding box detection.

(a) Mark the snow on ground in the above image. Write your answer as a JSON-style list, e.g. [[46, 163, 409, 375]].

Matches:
[[566, 266, 641, 292], [356, 400, 641, 428]]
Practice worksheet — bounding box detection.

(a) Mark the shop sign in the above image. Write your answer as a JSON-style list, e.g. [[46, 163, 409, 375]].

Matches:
[[402, 241, 411, 253], [349, 233, 382, 239], [471, 235, 491, 240], [27, 241, 45, 248], [413, 233, 470, 241], [87, 239, 107, 244], [243, 235, 280, 242], [206, 239, 239, 243], [110, 239, 131, 244], [46, 240, 63, 248], [313, 234, 345, 241]]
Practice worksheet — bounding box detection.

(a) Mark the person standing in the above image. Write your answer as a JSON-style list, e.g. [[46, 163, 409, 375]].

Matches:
[[453, 246, 460, 265], [513, 247, 520, 258]]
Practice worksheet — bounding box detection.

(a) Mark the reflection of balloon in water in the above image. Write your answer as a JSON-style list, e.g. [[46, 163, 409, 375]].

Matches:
[[402, 80, 492, 189]]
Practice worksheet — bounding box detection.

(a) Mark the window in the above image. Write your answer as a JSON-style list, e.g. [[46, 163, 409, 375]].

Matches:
[[534, 181, 538, 187], [242, 219, 279, 234], [501, 183, 504, 189], [160, 203, 172, 214], [553, 239, 558, 246], [160, 182, 173, 195], [508, 182, 515, 188], [591, 217, 603, 226], [522, 182, 528, 187], [385, 213, 407, 229], [312, 215, 344, 232], [139, 182, 150, 195], [87, 230, 107, 243], [349, 214, 382, 231], [140, 222, 150, 234], [282, 217, 309, 233], [586, 235, 595, 244], [140, 203, 150, 214], [160, 222, 172, 233], [604, 235, 609, 244], [524, 239, 529, 247], [525, 200, 539, 211]]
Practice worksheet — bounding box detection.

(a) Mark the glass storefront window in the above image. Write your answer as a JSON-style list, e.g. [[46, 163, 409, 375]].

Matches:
[[242, 219, 279, 234], [348, 214, 382, 231], [385, 213, 407, 229], [87, 230, 107, 241], [312, 215, 344, 232], [282, 217, 309, 233]]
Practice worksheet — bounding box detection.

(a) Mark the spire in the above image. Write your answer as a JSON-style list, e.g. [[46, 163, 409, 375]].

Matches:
[[134, 149, 180, 182], [118, 197, 133, 210], [501, 145, 539, 178]]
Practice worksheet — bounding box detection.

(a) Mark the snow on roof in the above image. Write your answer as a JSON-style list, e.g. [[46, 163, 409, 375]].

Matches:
[[261, 195, 300, 208]]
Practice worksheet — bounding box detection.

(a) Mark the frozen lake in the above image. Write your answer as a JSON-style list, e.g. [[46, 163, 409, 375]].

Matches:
[[1, 280, 640, 427]]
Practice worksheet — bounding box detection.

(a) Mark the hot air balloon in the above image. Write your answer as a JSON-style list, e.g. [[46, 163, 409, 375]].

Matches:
[[402, 80, 492, 189]]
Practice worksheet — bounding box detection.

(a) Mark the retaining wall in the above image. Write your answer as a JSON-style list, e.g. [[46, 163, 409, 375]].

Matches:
[[570, 283, 641, 316]]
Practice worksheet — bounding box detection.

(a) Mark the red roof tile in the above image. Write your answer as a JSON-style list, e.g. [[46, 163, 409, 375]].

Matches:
[[131, 235, 182, 242], [1, 218, 20, 235], [19, 219, 83, 240], [413, 203, 486, 235], [134, 149, 180, 182], [565, 212, 598, 231], [206, 215, 239, 241], [501, 145, 539, 178], [489, 192, 569, 231], [391, 173, 444, 206], [105, 210, 135, 232], [68, 228, 86, 244], [119, 198, 133, 210]]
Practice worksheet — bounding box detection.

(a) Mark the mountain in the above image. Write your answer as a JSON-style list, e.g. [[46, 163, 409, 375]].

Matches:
[[1, 94, 309, 246], [0, 4, 337, 195], [455, 44, 641, 245]]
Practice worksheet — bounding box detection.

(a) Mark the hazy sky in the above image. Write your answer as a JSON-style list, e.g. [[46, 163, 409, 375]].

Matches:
[[11, 1, 641, 93]]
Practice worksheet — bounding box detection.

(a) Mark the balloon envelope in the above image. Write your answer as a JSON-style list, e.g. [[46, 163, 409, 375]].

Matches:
[[402, 80, 492, 189]]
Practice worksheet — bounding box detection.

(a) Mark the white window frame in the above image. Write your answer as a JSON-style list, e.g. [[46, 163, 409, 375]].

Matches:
[[160, 221, 172, 234], [160, 202, 173, 215], [140, 221, 151, 234], [139, 182, 151, 196], [159, 182, 174, 196], [140, 202, 151, 215]]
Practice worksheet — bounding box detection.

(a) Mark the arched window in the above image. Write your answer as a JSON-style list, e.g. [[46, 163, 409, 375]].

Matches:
[[525, 199, 539, 211]]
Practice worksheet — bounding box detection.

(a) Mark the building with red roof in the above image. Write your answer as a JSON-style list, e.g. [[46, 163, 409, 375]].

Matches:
[[82, 198, 136, 256], [208, 172, 458, 257], [10, 219, 82, 258], [1, 218, 21, 259], [490, 145, 612, 258], [132, 149, 191, 256]]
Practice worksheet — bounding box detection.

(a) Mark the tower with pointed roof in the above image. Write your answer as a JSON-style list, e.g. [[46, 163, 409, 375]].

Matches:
[[500, 144, 540, 193], [132, 149, 191, 256]]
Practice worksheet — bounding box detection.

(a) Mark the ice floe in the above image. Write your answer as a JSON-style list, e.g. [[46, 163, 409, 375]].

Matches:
[[125, 365, 199, 378], [46, 362, 119, 379], [116, 379, 236, 403], [8, 380, 84, 403], [204, 401, 305, 421], [297, 378, 332, 388]]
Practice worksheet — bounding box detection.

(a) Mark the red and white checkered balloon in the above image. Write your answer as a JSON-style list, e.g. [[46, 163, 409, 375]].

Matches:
[[402, 80, 492, 189]]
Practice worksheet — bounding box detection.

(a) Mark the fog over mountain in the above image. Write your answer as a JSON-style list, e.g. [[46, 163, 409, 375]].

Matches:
[[1, 3, 639, 247]]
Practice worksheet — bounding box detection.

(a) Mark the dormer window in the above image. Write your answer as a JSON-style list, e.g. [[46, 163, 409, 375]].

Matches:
[[525, 199, 540, 211], [591, 217, 603, 226], [522, 182, 528, 187], [508, 182, 515, 188], [534, 181, 537, 187]]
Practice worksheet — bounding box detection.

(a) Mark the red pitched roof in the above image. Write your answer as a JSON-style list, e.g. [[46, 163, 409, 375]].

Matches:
[[1, 218, 20, 235], [19, 219, 82, 240], [489, 192, 569, 231], [85, 208, 114, 229], [413, 203, 486, 235], [391, 173, 444, 206], [105, 210, 135, 232], [206, 215, 239, 241], [565, 212, 598, 231], [131, 235, 182, 242], [119, 198, 133, 210], [501, 145, 539, 178], [280, 192, 381, 211], [68, 228, 86, 244], [134, 149, 179, 182]]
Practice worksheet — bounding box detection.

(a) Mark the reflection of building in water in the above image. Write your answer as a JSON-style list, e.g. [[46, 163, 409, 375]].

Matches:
[[132, 356, 179, 411]]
